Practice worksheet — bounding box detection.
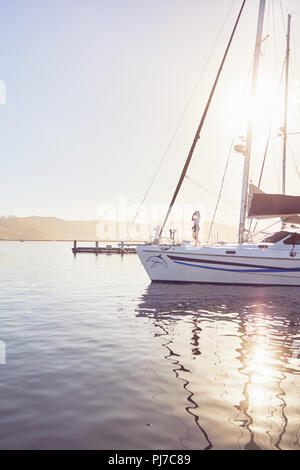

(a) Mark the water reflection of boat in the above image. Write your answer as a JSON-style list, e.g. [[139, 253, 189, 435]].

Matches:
[[136, 283, 300, 449]]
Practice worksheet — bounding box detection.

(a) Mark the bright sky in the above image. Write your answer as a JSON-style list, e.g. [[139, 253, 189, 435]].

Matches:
[[1, 0, 300, 227]]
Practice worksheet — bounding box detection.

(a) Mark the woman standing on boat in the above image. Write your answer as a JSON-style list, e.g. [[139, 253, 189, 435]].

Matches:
[[192, 211, 201, 246]]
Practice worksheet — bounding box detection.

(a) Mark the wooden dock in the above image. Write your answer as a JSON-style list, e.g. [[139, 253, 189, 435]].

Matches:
[[72, 241, 145, 254]]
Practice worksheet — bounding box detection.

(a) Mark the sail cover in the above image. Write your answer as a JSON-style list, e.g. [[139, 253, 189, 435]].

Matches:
[[248, 193, 300, 219]]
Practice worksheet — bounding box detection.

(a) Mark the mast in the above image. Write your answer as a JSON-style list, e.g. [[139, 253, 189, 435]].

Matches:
[[238, 0, 266, 244], [282, 14, 291, 196], [158, 0, 247, 239]]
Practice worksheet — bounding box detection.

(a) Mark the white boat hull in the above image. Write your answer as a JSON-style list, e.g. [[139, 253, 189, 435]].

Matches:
[[136, 243, 300, 286]]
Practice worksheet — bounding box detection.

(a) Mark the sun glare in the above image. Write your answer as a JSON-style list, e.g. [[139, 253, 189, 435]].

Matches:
[[226, 75, 284, 145]]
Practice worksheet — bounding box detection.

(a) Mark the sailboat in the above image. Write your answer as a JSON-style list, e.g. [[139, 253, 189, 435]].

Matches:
[[136, 0, 300, 286]]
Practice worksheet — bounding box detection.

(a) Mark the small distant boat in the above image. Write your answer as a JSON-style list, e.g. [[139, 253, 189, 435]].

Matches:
[[136, 0, 300, 286]]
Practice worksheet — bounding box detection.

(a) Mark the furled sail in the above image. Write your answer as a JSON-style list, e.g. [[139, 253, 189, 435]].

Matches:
[[248, 187, 300, 219]]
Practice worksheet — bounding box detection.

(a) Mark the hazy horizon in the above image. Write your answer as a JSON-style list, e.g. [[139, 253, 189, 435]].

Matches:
[[1, 0, 300, 229], [0, 214, 240, 242]]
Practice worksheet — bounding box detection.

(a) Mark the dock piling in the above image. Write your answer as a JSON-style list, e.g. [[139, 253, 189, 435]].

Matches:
[[71, 241, 145, 255]]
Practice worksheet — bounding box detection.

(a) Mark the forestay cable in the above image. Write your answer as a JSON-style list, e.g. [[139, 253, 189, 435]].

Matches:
[[159, 0, 247, 238], [131, 0, 238, 225]]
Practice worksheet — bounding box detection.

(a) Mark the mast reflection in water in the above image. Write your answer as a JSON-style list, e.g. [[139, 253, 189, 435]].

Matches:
[[136, 283, 300, 450]]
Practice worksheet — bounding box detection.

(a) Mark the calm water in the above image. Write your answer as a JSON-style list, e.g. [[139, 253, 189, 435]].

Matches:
[[0, 242, 299, 450]]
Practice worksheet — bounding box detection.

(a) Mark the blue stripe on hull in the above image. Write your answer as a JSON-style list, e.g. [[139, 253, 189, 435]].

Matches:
[[173, 260, 300, 273]]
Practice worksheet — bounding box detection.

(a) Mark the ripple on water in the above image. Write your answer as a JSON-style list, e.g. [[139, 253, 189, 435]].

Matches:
[[0, 242, 299, 449]]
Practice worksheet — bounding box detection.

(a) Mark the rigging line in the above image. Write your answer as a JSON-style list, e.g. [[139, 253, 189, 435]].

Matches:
[[130, 0, 237, 225], [273, 131, 300, 140], [131, 0, 236, 224], [210, 5, 276, 245], [272, 0, 278, 69], [283, 0, 300, 83], [257, 57, 286, 188], [257, 131, 272, 188], [247, 126, 273, 238], [287, 138, 300, 180], [287, 8, 299, 83], [290, 20, 299, 82], [247, 129, 272, 239], [272, 138, 281, 192], [289, 55, 298, 93], [206, 51, 256, 244], [252, 219, 282, 239], [248, 58, 286, 239], [265, 0, 272, 44], [279, 0, 287, 35], [206, 134, 236, 244], [159, 0, 247, 238], [184, 175, 238, 208], [246, 3, 276, 198]]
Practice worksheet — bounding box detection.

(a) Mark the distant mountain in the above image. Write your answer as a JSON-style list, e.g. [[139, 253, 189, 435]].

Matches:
[[0, 216, 238, 242], [0, 216, 99, 241]]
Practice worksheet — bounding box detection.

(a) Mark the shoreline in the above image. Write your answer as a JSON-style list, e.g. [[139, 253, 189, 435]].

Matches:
[[0, 239, 148, 242]]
